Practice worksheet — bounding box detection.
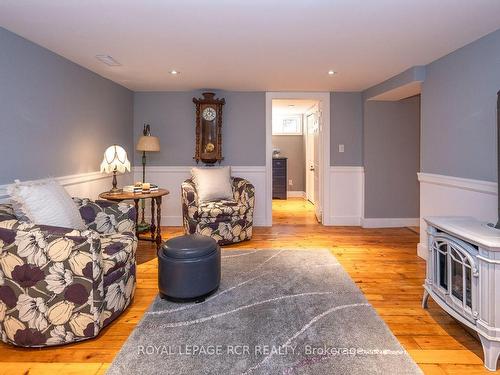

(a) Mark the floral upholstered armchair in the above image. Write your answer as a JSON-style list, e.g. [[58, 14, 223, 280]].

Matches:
[[181, 177, 255, 246], [0, 198, 137, 347]]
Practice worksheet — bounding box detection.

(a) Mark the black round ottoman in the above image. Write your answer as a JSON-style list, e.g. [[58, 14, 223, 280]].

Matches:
[[158, 234, 220, 302]]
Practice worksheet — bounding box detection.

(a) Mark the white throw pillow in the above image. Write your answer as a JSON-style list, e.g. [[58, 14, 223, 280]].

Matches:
[[191, 166, 234, 203], [8, 178, 86, 230]]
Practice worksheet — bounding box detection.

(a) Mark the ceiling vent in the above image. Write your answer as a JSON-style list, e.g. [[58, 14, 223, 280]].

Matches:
[[95, 55, 121, 66]]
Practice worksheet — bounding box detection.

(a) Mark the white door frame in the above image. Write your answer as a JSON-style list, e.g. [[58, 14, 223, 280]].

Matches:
[[265, 92, 331, 226]]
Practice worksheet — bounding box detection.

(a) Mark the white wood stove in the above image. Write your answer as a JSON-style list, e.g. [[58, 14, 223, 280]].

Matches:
[[423, 216, 500, 371]]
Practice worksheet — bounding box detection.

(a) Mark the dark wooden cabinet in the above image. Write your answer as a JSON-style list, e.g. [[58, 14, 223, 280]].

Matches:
[[272, 157, 287, 199]]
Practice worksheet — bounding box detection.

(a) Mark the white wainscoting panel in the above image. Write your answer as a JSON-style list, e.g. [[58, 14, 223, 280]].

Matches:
[[0, 171, 132, 203], [133, 166, 268, 227], [418, 172, 497, 259], [329, 166, 364, 226]]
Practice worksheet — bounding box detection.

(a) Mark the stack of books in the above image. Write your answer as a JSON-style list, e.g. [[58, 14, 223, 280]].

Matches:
[[123, 184, 143, 193], [142, 183, 159, 193], [123, 183, 159, 194]]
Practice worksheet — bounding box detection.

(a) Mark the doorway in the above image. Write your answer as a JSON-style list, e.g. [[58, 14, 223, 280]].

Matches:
[[265, 92, 331, 226]]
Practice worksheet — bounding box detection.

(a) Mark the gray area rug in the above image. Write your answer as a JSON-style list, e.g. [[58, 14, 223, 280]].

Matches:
[[108, 249, 422, 375]]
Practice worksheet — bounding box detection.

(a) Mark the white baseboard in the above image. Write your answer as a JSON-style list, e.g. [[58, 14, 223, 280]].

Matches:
[[361, 217, 419, 228], [287, 191, 306, 198], [331, 216, 361, 226], [418, 172, 497, 259]]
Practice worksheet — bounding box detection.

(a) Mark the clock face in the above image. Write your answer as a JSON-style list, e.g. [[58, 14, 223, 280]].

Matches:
[[202, 107, 216, 121]]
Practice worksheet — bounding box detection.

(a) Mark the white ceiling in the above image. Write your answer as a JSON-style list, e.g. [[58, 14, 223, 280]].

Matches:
[[273, 99, 318, 115], [0, 0, 499, 92]]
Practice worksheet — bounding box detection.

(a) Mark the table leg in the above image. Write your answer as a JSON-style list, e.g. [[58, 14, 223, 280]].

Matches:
[[134, 199, 139, 238], [150, 198, 156, 241], [140, 199, 146, 223], [155, 196, 162, 249]]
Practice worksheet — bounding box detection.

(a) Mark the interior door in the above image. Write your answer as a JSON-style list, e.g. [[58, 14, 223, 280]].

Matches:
[[312, 111, 321, 222], [306, 113, 315, 203], [306, 108, 321, 222]]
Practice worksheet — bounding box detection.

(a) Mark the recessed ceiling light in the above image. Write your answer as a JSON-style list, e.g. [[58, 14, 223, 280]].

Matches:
[[169, 70, 180, 75], [288, 104, 295, 108], [95, 55, 121, 66], [328, 70, 336, 76]]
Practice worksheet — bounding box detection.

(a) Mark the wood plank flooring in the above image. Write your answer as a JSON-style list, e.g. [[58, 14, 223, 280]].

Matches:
[[0, 198, 494, 374]]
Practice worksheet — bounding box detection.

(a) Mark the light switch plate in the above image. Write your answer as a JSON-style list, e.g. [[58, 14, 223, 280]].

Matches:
[[338, 144, 345, 153], [289, 179, 293, 186]]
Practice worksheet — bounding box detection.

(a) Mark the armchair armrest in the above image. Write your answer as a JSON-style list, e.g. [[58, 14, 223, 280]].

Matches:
[[73, 198, 136, 235], [0, 223, 103, 346], [0, 222, 101, 275], [232, 178, 255, 209], [181, 179, 199, 221], [181, 179, 199, 234]]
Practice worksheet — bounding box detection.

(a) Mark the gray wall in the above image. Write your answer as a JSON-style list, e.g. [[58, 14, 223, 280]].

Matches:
[[421, 29, 500, 182], [0, 27, 133, 184], [272, 135, 305, 191], [331, 92, 363, 166], [133, 91, 265, 166], [364, 96, 420, 218]]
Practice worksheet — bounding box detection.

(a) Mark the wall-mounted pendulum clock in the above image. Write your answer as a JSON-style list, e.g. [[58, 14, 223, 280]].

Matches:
[[193, 92, 225, 164]]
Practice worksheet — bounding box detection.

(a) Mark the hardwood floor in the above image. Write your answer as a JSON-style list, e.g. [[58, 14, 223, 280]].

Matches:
[[0, 198, 493, 374]]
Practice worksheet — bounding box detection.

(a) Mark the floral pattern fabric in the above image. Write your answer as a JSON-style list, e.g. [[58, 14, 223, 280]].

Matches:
[[0, 199, 137, 347], [182, 177, 255, 246], [73, 198, 136, 234]]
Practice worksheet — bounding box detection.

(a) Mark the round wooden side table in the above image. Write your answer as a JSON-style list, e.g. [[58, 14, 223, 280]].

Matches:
[[99, 189, 169, 249]]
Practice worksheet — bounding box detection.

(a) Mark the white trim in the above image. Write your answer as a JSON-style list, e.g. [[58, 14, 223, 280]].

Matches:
[[265, 96, 273, 227], [0, 171, 113, 189], [0, 171, 132, 202], [362, 217, 419, 228], [361, 167, 365, 226], [418, 172, 497, 195], [331, 216, 362, 226], [287, 191, 306, 198], [54, 171, 110, 186], [266, 92, 331, 226]]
